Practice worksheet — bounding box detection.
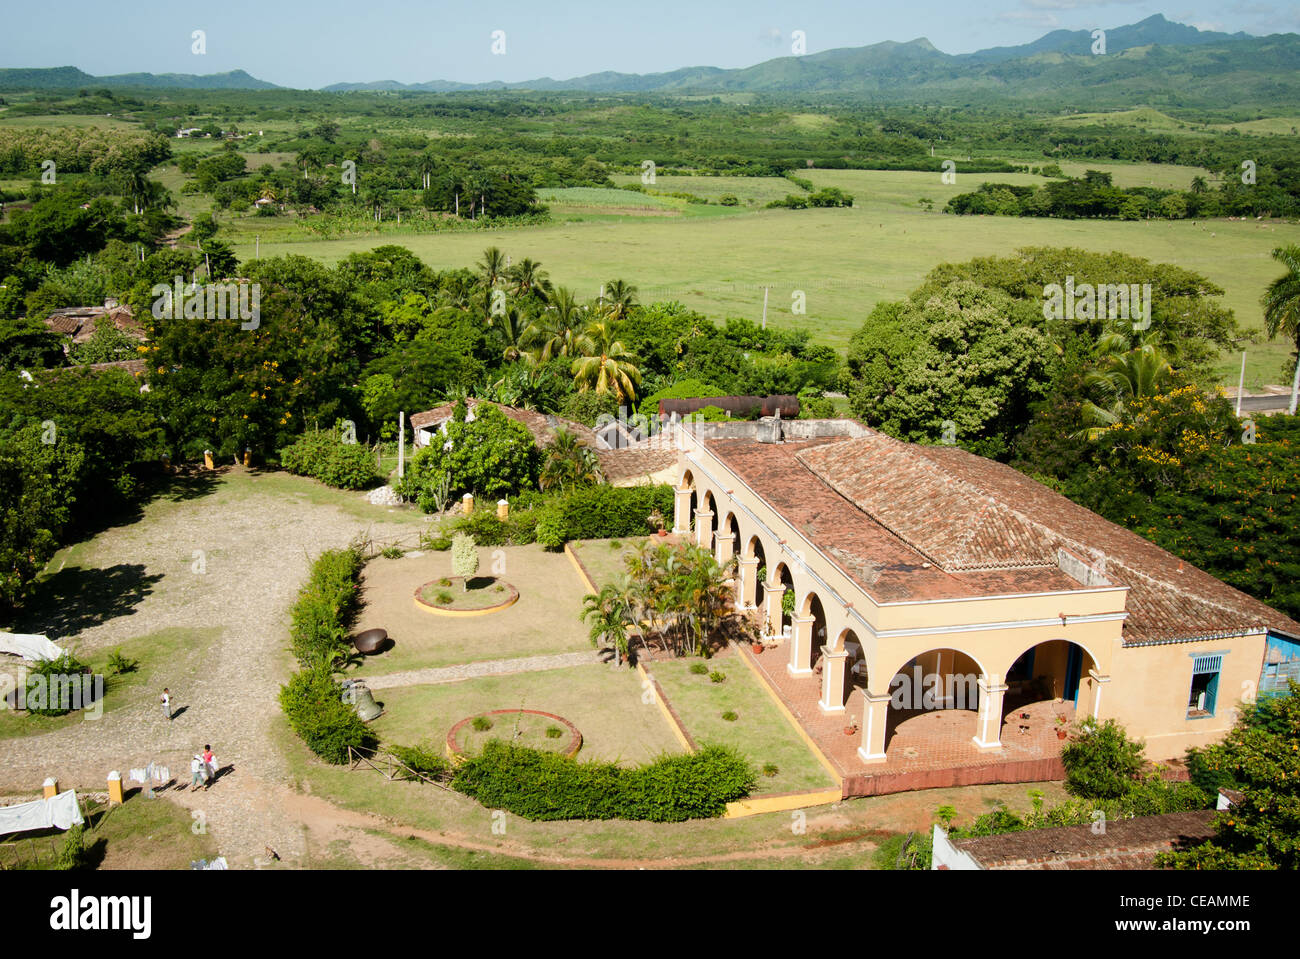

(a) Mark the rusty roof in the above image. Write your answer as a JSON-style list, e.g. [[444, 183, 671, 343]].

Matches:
[[409, 399, 597, 448], [704, 429, 1300, 643]]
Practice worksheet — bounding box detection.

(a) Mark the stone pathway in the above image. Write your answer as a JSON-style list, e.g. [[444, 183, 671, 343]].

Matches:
[[365, 650, 603, 690], [0, 475, 414, 868]]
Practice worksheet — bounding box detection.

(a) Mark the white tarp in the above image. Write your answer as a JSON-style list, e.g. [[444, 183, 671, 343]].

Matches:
[[0, 790, 84, 836], [0, 632, 65, 662]]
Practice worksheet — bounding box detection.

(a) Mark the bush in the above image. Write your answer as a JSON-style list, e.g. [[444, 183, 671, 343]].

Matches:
[[279, 667, 378, 765], [288, 547, 364, 669], [534, 485, 675, 549], [54, 824, 88, 870], [709, 671, 726, 684], [689, 663, 708, 675], [23, 653, 89, 716], [279, 429, 377, 490], [472, 716, 493, 732], [1061, 717, 1146, 799], [721, 710, 738, 721], [106, 648, 138, 675], [387, 743, 450, 781], [397, 401, 539, 505], [452, 741, 755, 822]]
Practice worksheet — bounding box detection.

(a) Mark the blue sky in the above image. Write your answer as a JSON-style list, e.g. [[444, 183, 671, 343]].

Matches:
[[1, 0, 1296, 89]]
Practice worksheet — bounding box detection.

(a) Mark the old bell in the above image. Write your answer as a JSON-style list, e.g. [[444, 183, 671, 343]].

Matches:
[[341, 680, 383, 721]]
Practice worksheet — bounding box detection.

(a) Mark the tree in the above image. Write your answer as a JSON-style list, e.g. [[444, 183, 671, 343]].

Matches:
[[523, 286, 584, 363], [601, 279, 637, 321], [539, 426, 603, 491], [844, 281, 1051, 459], [451, 532, 479, 589], [1261, 244, 1300, 411], [572, 321, 641, 402], [396, 400, 538, 505], [1060, 717, 1146, 800], [582, 579, 634, 665], [1157, 682, 1300, 870]]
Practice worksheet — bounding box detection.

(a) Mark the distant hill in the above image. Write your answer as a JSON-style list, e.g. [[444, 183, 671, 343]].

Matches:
[[2, 15, 1298, 111], [0, 67, 279, 92], [316, 15, 1300, 109]]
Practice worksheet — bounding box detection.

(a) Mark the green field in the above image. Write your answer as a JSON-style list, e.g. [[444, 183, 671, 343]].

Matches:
[[226, 165, 1300, 384]]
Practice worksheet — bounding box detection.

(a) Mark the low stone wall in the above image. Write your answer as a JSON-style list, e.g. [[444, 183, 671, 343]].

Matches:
[[843, 757, 1067, 798]]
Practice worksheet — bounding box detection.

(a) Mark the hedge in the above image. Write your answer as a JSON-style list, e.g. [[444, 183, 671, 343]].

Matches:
[[451, 741, 756, 821], [289, 546, 364, 668], [535, 484, 675, 549], [279, 667, 377, 764], [279, 431, 377, 490]]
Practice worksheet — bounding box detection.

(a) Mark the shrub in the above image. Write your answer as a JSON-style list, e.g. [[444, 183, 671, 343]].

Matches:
[[722, 710, 738, 721], [279, 667, 378, 764], [689, 663, 708, 675], [452, 741, 755, 821], [709, 671, 726, 684], [451, 532, 479, 584], [435, 590, 453, 605], [279, 429, 377, 490], [545, 726, 563, 739], [397, 401, 539, 506], [380, 545, 403, 559], [1061, 717, 1146, 799], [450, 508, 509, 546], [54, 824, 88, 870], [471, 716, 493, 732], [387, 743, 450, 781], [761, 762, 779, 777], [23, 653, 90, 717], [288, 547, 364, 669], [106, 648, 138, 675], [535, 485, 675, 549]]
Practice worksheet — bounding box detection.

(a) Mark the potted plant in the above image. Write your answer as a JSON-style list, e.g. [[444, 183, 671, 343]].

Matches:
[[647, 509, 667, 537], [751, 640, 764, 654], [843, 723, 859, 736], [1055, 715, 1069, 740]]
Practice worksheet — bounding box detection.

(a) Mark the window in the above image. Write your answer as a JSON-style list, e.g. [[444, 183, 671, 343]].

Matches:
[[1187, 654, 1222, 718]]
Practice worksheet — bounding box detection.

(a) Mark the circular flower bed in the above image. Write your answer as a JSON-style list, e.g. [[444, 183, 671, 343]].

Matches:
[[446, 709, 583, 762], [414, 576, 519, 616]]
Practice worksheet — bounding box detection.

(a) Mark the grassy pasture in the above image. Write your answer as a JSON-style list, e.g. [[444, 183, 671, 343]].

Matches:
[[228, 165, 1300, 383]]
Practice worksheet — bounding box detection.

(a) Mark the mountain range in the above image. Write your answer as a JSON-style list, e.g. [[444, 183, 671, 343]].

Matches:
[[1, 15, 1296, 109]]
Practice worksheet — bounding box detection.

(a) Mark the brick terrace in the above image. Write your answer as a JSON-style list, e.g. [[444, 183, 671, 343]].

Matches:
[[741, 642, 1071, 797]]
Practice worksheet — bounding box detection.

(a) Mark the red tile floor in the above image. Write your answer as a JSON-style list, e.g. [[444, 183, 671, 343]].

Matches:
[[743, 643, 1072, 795]]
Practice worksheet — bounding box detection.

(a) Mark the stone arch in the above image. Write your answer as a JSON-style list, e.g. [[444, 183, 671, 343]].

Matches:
[[1001, 639, 1097, 710], [840, 628, 867, 704]]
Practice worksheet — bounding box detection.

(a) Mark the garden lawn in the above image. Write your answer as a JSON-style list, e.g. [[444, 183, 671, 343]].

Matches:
[[351, 545, 595, 677], [0, 627, 218, 740], [369, 663, 683, 766], [650, 653, 840, 796], [0, 793, 218, 870], [568, 537, 643, 590]]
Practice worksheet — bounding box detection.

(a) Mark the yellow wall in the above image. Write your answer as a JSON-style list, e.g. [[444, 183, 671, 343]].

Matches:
[[1102, 633, 1266, 759]]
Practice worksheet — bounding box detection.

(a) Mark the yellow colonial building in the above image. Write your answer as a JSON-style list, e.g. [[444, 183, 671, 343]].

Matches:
[[666, 417, 1300, 767]]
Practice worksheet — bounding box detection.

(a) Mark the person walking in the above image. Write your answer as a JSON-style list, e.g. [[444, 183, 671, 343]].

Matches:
[[202, 744, 217, 788], [189, 754, 207, 791], [161, 688, 172, 720]]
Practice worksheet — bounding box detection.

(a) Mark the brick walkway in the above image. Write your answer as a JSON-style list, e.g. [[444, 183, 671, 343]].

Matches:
[[743, 643, 1072, 797]]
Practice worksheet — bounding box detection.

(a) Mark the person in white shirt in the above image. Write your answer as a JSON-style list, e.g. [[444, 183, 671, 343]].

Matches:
[[162, 688, 172, 720], [189, 756, 206, 790]]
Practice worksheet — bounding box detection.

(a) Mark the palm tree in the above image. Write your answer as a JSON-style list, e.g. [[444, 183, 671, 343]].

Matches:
[[1190, 175, 1208, 194], [506, 258, 552, 302], [539, 427, 604, 491], [522, 285, 584, 362], [1262, 244, 1300, 414], [493, 307, 529, 364], [582, 580, 633, 665], [602, 279, 638, 322], [1077, 343, 1175, 439], [476, 246, 507, 316], [571, 321, 641, 402]]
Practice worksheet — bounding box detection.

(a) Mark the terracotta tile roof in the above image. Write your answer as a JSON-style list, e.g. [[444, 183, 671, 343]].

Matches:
[[409, 399, 596, 448], [42, 305, 144, 345], [705, 428, 1300, 643], [597, 445, 678, 483], [951, 810, 1216, 869]]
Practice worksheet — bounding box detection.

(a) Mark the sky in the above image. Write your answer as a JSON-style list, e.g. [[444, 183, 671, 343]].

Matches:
[[1, 0, 1297, 89]]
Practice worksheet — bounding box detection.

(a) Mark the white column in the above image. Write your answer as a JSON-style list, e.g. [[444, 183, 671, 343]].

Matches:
[[972, 674, 1007, 751]]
